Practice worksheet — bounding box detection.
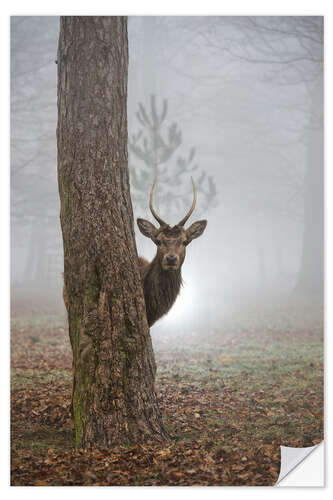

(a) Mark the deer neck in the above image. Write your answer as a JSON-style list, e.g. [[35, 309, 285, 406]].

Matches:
[[143, 255, 183, 327]]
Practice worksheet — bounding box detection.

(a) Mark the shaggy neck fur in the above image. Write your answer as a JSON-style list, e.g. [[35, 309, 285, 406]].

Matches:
[[141, 255, 183, 327]]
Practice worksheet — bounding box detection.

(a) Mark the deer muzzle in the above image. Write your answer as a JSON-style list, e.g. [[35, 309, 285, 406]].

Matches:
[[162, 254, 180, 270]]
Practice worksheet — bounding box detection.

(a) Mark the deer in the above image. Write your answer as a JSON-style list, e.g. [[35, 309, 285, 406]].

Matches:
[[63, 178, 207, 415], [137, 178, 207, 326]]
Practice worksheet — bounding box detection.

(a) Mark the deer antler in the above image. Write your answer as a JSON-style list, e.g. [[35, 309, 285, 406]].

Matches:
[[149, 178, 167, 227], [177, 177, 197, 227]]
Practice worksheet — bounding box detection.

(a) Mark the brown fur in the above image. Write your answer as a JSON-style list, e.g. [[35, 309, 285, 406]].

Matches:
[[138, 255, 183, 327]]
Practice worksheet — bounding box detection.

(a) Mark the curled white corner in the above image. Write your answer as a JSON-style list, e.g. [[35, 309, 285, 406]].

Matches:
[[276, 441, 324, 486]]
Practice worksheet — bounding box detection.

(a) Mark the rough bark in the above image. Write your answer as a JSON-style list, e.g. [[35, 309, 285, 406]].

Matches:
[[139, 256, 183, 327], [57, 16, 169, 448]]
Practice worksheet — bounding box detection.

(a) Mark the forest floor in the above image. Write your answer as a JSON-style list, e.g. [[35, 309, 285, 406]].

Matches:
[[10, 298, 323, 486]]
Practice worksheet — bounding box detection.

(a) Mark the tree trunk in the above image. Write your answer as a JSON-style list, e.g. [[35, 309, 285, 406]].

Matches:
[[57, 16, 169, 448]]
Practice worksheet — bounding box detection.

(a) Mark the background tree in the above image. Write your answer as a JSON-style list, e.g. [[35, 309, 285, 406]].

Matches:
[[11, 17, 61, 298], [129, 94, 217, 220], [211, 16, 323, 295], [57, 16, 168, 448], [181, 16, 323, 295]]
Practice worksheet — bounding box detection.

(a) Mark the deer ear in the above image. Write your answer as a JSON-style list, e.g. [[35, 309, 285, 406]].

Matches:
[[137, 218, 159, 240], [185, 220, 207, 244]]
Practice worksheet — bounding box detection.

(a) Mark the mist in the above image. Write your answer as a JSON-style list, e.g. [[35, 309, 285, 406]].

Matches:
[[11, 16, 323, 335]]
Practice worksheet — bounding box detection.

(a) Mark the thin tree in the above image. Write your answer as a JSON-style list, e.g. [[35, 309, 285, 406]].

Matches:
[[188, 16, 323, 295], [231, 17, 324, 296], [57, 16, 169, 448], [129, 94, 217, 219]]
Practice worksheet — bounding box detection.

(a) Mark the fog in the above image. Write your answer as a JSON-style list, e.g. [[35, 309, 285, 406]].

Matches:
[[11, 16, 323, 334]]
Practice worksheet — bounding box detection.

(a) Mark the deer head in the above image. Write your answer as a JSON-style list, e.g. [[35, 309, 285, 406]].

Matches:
[[137, 178, 207, 271]]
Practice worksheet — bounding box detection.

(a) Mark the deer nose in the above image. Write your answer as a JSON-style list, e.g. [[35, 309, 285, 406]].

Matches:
[[166, 255, 178, 265]]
